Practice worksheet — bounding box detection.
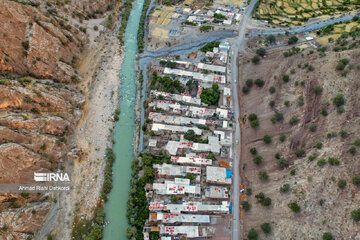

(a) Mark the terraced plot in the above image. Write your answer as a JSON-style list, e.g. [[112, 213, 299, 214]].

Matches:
[[255, 0, 360, 26]]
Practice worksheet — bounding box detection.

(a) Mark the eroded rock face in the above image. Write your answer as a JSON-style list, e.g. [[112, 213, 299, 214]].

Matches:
[[0, 0, 116, 237], [0, 201, 52, 240], [0, 79, 84, 184]]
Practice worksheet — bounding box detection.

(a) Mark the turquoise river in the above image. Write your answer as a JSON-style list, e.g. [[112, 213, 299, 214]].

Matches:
[[103, 0, 144, 238]]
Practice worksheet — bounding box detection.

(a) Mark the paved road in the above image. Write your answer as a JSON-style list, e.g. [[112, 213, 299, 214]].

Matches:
[[230, 1, 259, 239]]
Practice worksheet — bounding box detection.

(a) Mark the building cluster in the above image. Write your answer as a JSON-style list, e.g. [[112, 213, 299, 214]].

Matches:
[[143, 40, 234, 239], [173, 5, 244, 26]]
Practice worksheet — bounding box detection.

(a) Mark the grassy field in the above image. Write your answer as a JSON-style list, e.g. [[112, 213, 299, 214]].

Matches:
[[255, 0, 360, 26]]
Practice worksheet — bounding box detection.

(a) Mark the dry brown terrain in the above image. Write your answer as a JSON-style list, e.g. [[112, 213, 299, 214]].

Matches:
[[0, 0, 119, 238], [238, 40, 360, 239]]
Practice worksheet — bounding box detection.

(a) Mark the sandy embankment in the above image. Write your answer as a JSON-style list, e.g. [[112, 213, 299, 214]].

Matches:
[[37, 18, 124, 239]]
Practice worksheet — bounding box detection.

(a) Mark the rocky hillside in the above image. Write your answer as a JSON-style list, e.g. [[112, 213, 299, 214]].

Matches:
[[0, 0, 116, 238], [239, 36, 360, 239]]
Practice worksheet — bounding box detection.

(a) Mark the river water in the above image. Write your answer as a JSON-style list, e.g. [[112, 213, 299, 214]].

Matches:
[[102, 0, 144, 238], [102, 0, 235, 237]]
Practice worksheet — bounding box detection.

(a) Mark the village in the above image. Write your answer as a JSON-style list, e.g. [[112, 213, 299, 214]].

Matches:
[[147, 0, 247, 50], [142, 39, 236, 239]]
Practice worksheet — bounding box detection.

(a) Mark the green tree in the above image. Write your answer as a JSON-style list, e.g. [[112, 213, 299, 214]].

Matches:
[[253, 156, 263, 165], [263, 135, 271, 144], [256, 48, 267, 57], [259, 171, 269, 181], [279, 134, 286, 142], [250, 147, 257, 155], [333, 94, 345, 107], [338, 179, 347, 189], [252, 55, 260, 64], [254, 79, 264, 87], [261, 222, 271, 234], [352, 175, 360, 185], [277, 157, 288, 167], [351, 209, 360, 221], [288, 202, 301, 213], [314, 86, 323, 95], [349, 146, 356, 155], [280, 184, 290, 193], [282, 74, 290, 82], [322, 232, 333, 240], [247, 228, 258, 240], [288, 36, 298, 44], [241, 201, 251, 211]]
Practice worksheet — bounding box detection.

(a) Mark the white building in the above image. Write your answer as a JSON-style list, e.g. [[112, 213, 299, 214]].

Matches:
[[206, 166, 232, 184], [150, 213, 210, 224], [154, 163, 201, 176], [152, 178, 201, 195], [151, 123, 202, 135]]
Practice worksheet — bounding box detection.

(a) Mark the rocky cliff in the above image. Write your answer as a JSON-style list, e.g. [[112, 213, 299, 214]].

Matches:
[[0, 0, 116, 238]]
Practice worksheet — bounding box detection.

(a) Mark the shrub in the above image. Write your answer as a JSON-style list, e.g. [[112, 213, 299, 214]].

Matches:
[[259, 171, 269, 181], [327, 132, 337, 139], [321, 107, 328, 116], [263, 135, 271, 144], [280, 184, 290, 193], [297, 96, 304, 107], [289, 116, 299, 125], [279, 134, 286, 142], [294, 149, 305, 157], [328, 157, 340, 166], [245, 188, 252, 196], [252, 55, 260, 64], [269, 100, 275, 107], [309, 124, 317, 132], [277, 157, 288, 167], [248, 114, 258, 121], [282, 75, 290, 82], [354, 138, 360, 146], [290, 169, 296, 175], [352, 175, 360, 185], [273, 112, 284, 122], [246, 79, 253, 87], [242, 86, 250, 94], [250, 119, 259, 128], [288, 202, 301, 213], [338, 179, 347, 189], [349, 146, 356, 155], [256, 48, 267, 57], [241, 201, 250, 211], [261, 223, 271, 234], [22, 40, 29, 50], [308, 153, 318, 161], [339, 130, 348, 138], [269, 86, 276, 94], [333, 94, 345, 107], [250, 147, 257, 155], [253, 156, 263, 165], [247, 228, 258, 240], [323, 232, 333, 240], [315, 142, 323, 149], [314, 86, 323, 95], [351, 209, 360, 221], [317, 158, 326, 167], [254, 79, 265, 87]]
